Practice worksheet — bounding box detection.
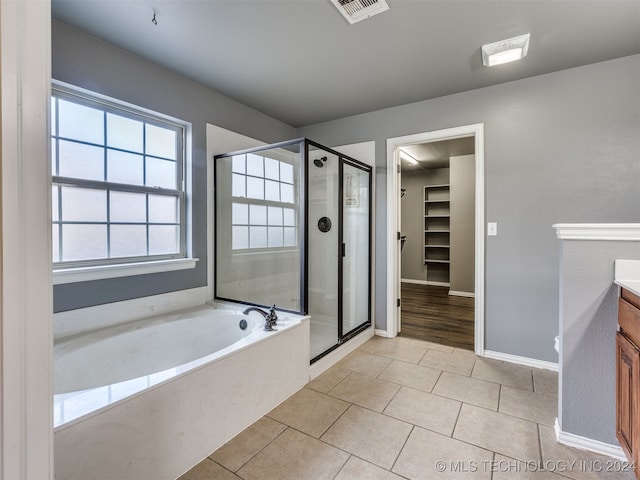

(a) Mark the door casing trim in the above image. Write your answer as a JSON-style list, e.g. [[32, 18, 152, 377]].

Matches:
[[386, 123, 485, 355]]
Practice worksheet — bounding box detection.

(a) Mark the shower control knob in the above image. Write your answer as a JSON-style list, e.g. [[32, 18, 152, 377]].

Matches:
[[318, 217, 332, 233]]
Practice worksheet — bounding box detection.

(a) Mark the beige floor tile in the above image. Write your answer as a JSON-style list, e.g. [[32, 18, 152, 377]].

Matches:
[[359, 336, 385, 348], [499, 386, 557, 426], [359, 335, 419, 352], [383, 386, 461, 436], [335, 456, 406, 480], [321, 405, 412, 470], [419, 349, 476, 376], [454, 347, 477, 357], [237, 428, 349, 480], [432, 371, 500, 410], [357, 336, 393, 354], [337, 351, 393, 377], [471, 358, 533, 391], [392, 426, 493, 480], [533, 369, 558, 396], [491, 454, 574, 479], [453, 404, 540, 462], [328, 371, 401, 412], [539, 425, 636, 480], [307, 366, 351, 394], [267, 387, 350, 438], [209, 416, 287, 472], [423, 341, 455, 353], [377, 360, 441, 392], [178, 459, 241, 480], [358, 337, 429, 364]]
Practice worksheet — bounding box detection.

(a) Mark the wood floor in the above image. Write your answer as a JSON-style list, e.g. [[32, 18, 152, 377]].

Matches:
[[399, 283, 474, 350]]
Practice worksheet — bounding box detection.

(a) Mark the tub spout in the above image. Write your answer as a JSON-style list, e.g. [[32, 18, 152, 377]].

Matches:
[[243, 306, 278, 331]]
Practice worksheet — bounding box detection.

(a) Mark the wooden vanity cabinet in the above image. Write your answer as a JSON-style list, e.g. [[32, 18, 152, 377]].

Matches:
[[617, 287, 640, 478]]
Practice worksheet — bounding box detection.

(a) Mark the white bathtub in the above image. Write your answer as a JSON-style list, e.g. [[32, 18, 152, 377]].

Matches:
[[54, 303, 310, 480], [55, 306, 265, 399]]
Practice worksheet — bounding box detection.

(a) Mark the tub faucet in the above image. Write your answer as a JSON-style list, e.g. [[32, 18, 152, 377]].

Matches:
[[268, 304, 278, 326], [243, 305, 278, 331]]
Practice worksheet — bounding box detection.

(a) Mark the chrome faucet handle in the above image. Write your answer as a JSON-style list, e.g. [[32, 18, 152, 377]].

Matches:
[[263, 319, 275, 332], [269, 304, 278, 325]]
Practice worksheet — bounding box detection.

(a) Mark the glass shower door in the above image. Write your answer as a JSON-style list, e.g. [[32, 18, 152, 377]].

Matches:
[[342, 161, 371, 337], [307, 146, 340, 360], [215, 141, 303, 312], [214, 139, 371, 364]]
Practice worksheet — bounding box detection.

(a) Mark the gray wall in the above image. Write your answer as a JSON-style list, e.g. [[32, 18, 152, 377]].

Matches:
[[52, 21, 640, 367], [559, 239, 640, 444], [52, 21, 296, 312], [400, 168, 449, 283], [300, 54, 640, 362], [450, 154, 475, 294]]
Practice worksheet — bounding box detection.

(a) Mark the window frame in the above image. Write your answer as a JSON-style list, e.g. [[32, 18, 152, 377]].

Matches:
[[51, 81, 191, 273]]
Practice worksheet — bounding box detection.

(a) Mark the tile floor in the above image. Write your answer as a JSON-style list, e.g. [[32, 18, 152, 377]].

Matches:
[[179, 336, 635, 480]]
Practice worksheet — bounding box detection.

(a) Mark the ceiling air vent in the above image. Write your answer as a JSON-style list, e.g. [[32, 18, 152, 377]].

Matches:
[[330, 0, 390, 24]]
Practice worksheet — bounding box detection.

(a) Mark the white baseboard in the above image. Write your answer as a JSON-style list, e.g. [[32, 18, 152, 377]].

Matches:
[[554, 419, 627, 461], [449, 290, 475, 298], [401, 278, 428, 285], [483, 349, 559, 372], [400, 278, 451, 287], [375, 328, 392, 338], [309, 327, 374, 380], [427, 281, 450, 287]]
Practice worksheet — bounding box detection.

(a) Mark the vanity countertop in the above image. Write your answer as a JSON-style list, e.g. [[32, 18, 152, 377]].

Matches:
[[615, 259, 640, 297]]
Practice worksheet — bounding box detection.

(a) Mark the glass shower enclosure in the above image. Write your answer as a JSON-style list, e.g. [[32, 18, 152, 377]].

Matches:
[[215, 139, 372, 362]]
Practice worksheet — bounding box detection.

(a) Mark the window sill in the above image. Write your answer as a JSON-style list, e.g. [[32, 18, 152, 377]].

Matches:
[[53, 258, 199, 285]]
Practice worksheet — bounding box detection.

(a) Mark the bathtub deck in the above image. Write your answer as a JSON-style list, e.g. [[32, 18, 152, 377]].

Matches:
[[55, 314, 310, 480]]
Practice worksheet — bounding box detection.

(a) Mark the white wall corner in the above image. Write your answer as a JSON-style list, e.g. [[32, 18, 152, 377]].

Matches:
[[374, 328, 392, 337], [1, 0, 54, 478]]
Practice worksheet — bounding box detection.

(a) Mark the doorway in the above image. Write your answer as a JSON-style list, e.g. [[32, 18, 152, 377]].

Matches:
[[399, 138, 475, 349], [386, 124, 485, 355]]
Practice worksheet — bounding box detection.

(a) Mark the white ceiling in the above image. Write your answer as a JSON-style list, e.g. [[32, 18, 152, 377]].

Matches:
[[52, 0, 640, 127]]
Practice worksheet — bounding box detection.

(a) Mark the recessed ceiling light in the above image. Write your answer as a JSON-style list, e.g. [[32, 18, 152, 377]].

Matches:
[[482, 33, 530, 67]]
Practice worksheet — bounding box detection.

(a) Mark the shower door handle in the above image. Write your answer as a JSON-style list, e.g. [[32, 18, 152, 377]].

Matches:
[[342, 243, 346, 257]]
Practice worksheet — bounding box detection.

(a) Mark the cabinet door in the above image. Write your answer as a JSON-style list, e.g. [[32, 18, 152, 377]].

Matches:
[[616, 331, 640, 470]]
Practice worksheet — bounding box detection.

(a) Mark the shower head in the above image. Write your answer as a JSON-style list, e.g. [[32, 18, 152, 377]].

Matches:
[[313, 156, 327, 168]]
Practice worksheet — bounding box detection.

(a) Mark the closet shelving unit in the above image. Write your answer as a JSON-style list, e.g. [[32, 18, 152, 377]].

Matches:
[[424, 184, 450, 284]]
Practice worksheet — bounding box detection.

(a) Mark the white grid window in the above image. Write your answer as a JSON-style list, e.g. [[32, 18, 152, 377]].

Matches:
[[51, 86, 187, 267], [230, 153, 297, 250]]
